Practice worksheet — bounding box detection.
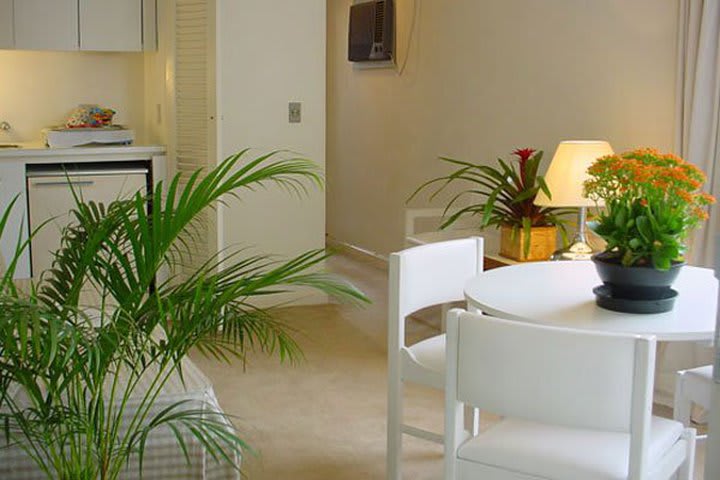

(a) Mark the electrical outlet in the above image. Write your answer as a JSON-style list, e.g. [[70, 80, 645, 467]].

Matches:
[[289, 102, 302, 123]]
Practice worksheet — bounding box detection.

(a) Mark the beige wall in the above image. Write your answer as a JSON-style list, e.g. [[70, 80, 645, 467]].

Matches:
[[142, 0, 174, 148], [327, 0, 679, 256], [0, 50, 145, 143], [218, 0, 326, 262]]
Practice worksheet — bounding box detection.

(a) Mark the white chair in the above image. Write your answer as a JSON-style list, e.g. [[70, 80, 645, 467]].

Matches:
[[445, 309, 696, 480], [387, 237, 484, 480], [674, 364, 713, 441]]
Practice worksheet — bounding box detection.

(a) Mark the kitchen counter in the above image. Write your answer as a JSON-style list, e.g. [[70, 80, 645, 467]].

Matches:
[[0, 143, 165, 159]]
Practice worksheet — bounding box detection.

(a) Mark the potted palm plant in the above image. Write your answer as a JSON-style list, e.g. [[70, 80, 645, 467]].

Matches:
[[584, 148, 714, 312], [409, 148, 574, 261], [0, 150, 367, 479]]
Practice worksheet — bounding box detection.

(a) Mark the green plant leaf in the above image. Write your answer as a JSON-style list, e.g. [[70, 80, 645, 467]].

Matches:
[[536, 175, 552, 200], [482, 187, 503, 226], [522, 217, 532, 258], [636, 216, 652, 242], [629, 238, 642, 249], [614, 205, 627, 229], [511, 186, 540, 205]]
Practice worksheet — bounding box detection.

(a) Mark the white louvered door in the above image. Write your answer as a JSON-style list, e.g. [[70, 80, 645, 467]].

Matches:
[[173, 0, 218, 276]]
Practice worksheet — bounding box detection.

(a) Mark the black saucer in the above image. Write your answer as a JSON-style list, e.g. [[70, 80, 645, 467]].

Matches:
[[593, 285, 678, 314]]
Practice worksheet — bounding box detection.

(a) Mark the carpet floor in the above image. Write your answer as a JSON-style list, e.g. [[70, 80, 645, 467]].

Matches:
[[190, 253, 707, 479]]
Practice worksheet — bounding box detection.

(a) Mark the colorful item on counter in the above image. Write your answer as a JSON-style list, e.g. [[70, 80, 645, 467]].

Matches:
[[65, 105, 116, 129]]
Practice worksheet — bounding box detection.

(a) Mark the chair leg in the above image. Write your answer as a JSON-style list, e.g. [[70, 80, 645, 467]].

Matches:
[[462, 406, 480, 436], [674, 371, 692, 427], [676, 428, 696, 480], [441, 303, 450, 332], [387, 376, 403, 480]]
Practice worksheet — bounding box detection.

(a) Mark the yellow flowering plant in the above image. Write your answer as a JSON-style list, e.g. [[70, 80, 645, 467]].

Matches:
[[583, 148, 715, 270]]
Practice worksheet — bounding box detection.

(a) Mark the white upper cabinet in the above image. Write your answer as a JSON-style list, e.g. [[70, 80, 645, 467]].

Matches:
[[7, 0, 153, 52], [14, 0, 78, 51], [0, 0, 13, 48], [79, 0, 142, 52]]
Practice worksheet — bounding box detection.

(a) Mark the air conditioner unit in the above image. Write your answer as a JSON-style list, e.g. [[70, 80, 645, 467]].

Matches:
[[348, 0, 394, 63]]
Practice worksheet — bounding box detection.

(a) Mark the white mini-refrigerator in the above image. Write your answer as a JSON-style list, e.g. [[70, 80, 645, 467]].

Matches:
[[26, 165, 148, 277]]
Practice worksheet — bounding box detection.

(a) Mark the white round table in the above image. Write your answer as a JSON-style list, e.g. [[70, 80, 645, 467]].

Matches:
[[464, 261, 718, 342]]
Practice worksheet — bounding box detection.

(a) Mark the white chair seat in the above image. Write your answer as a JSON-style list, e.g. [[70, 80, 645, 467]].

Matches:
[[683, 365, 713, 410], [407, 334, 446, 374], [674, 364, 713, 441], [457, 416, 685, 480], [401, 334, 446, 390]]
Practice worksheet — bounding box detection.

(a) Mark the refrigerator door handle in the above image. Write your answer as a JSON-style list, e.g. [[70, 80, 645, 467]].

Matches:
[[31, 180, 95, 187]]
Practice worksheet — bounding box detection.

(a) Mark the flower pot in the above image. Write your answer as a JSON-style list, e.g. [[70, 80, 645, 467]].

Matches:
[[499, 225, 556, 262], [591, 252, 685, 313]]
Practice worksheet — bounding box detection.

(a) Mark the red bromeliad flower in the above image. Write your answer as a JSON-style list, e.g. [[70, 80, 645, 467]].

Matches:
[[512, 148, 536, 189], [512, 148, 535, 162]]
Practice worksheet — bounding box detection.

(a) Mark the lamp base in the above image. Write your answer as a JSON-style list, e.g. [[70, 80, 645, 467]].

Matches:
[[549, 206, 598, 261], [549, 240, 594, 261]]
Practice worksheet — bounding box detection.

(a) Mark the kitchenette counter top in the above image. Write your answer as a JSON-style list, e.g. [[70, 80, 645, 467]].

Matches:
[[0, 143, 165, 158]]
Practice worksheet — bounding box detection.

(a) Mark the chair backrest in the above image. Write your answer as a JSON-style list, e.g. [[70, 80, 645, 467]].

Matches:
[[389, 237, 483, 322], [446, 309, 656, 434]]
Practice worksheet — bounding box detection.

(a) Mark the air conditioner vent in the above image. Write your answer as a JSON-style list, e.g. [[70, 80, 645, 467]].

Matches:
[[348, 0, 394, 63], [374, 1, 385, 43]]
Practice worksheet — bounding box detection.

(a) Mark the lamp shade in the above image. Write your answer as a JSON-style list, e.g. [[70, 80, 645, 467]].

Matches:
[[534, 140, 614, 207]]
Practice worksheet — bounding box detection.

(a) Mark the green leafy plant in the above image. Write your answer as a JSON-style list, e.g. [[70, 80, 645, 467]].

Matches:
[[584, 148, 715, 269], [409, 148, 574, 256], [0, 150, 368, 480]]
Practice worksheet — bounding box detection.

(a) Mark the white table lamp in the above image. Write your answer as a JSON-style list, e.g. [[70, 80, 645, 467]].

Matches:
[[535, 140, 614, 260]]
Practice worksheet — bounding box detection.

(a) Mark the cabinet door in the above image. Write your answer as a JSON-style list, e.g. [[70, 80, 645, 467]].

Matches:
[[0, 0, 13, 48], [14, 0, 78, 51], [28, 172, 147, 278], [79, 0, 142, 51]]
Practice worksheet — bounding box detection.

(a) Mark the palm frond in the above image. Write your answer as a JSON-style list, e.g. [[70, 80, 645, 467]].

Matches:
[[0, 149, 368, 480]]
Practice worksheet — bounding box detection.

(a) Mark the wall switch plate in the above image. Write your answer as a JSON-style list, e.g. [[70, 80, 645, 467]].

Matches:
[[289, 102, 302, 123]]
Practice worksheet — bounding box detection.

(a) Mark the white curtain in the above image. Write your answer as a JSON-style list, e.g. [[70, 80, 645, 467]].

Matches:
[[676, 0, 720, 268], [655, 0, 720, 409]]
